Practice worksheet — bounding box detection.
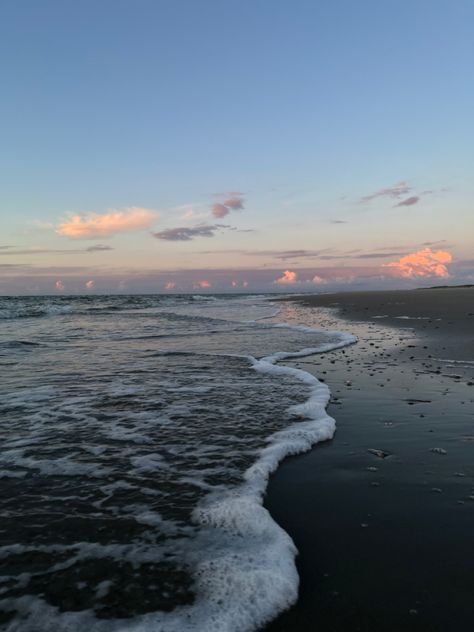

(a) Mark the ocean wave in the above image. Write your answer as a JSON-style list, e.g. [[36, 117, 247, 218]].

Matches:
[[0, 295, 357, 632], [0, 304, 73, 319]]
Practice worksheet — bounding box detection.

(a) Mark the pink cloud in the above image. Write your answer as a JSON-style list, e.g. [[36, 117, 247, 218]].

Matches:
[[194, 280, 211, 289], [275, 270, 298, 285], [212, 204, 230, 218], [382, 248, 452, 278], [85, 280, 95, 289], [210, 194, 245, 218], [312, 275, 326, 284], [164, 281, 176, 290], [55, 279, 65, 290], [57, 207, 158, 239], [223, 196, 244, 210], [230, 279, 249, 288]]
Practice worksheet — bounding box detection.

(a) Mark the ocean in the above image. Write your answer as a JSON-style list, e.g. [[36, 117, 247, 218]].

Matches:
[[0, 294, 355, 632]]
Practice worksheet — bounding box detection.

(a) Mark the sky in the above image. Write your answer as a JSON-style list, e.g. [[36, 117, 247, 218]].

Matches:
[[1, 0, 473, 294]]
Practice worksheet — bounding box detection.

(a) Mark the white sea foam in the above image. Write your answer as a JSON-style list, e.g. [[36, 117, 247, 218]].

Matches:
[[191, 295, 218, 302]]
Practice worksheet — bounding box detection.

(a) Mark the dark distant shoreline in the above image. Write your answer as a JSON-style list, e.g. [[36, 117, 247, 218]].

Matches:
[[264, 287, 474, 631]]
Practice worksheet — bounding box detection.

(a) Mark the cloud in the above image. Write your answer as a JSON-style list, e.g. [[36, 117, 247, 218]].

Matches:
[[244, 249, 332, 260], [210, 193, 245, 218], [382, 248, 452, 278], [57, 207, 158, 239], [231, 279, 249, 288], [212, 204, 230, 218], [0, 263, 31, 270], [275, 270, 298, 285], [86, 244, 114, 252], [55, 280, 65, 291], [355, 251, 409, 259], [193, 280, 211, 289], [0, 244, 114, 256], [212, 191, 243, 197], [153, 224, 228, 241], [164, 281, 176, 290], [223, 196, 244, 210], [395, 196, 420, 207], [267, 249, 322, 260], [360, 181, 411, 203], [312, 275, 326, 284], [330, 219, 348, 224], [85, 280, 95, 289]]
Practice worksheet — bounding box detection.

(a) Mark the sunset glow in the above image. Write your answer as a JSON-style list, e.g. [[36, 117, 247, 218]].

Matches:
[[0, 3, 472, 295]]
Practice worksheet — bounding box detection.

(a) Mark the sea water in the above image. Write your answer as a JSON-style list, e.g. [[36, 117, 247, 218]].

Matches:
[[0, 294, 355, 631]]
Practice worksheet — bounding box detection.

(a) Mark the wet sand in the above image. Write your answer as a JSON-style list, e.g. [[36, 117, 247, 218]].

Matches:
[[264, 288, 474, 631]]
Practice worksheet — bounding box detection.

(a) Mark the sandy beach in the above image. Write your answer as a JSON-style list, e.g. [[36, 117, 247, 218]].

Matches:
[[264, 288, 474, 631]]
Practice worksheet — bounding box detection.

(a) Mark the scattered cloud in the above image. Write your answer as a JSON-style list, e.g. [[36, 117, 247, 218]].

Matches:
[[395, 196, 420, 207], [382, 248, 452, 278], [212, 203, 229, 218], [193, 279, 211, 289], [211, 191, 243, 198], [355, 251, 409, 259], [2, 252, 470, 296], [360, 181, 411, 203], [0, 244, 114, 256], [0, 263, 31, 270], [275, 270, 298, 285], [245, 249, 331, 260], [85, 280, 95, 289], [223, 196, 244, 210], [86, 244, 114, 252], [230, 279, 249, 288], [423, 240, 449, 247], [266, 249, 322, 260], [211, 193, 245, 218], [57, 207, 158, 239], [153, 224, 228, 241]]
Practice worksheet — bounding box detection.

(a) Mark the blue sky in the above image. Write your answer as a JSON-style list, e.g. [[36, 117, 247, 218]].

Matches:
[[1, 0, 473, 293]]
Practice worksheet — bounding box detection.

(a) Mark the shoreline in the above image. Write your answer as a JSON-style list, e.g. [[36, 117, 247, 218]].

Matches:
[[263, 288, 474, 631]]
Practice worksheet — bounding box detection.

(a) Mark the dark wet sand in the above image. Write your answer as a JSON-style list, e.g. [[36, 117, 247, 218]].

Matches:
[[264, 288, 474, 631]]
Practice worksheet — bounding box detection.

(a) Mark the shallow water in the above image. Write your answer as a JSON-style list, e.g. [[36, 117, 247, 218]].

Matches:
[[0, 294, 355, 631]]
